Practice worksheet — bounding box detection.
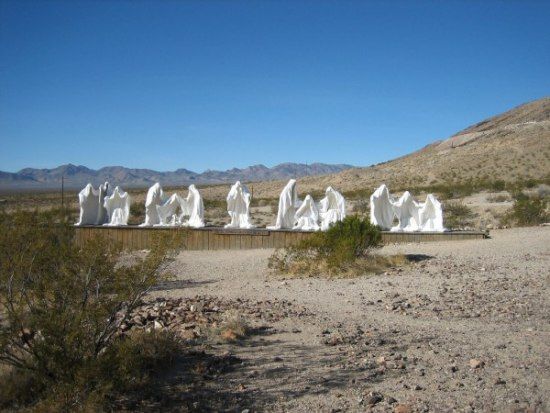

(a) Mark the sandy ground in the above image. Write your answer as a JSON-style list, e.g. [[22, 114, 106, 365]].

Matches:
[[145, 227, 549, 412]]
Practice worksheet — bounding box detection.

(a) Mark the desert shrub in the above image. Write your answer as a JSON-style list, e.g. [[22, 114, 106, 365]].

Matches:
[[0, 209, 181, 409], [207, 310, 250, 343], [511, 190, 529, 201], [352, 198, 370, 216], [487, 193, 510, 203], [491, 180, 506, 191], [343, 188, 371, 200], [269, 216, 382, 276], [404, 178, 550, 201], [537, 184, 550, 198], [444, 202, 477, 229], [503, 196, 549, 227], [203, 198, 226, 210], [129, 201, 146, 224]]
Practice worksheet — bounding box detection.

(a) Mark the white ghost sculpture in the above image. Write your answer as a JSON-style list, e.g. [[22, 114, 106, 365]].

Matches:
[[419, 194, 445, 232], [391, 191, 421, 232], [225, 181, 254, 229], [76, 182, 109, 226], [268, 179, 299, 230], [103, 186, 130, 226], [370, 184, 395, 230], [319, 186, 346, 231], [141, 183, 166, 226], [156, 193, 182, 226], [180, 184, 205, 228], [293, 194, 320, 231]]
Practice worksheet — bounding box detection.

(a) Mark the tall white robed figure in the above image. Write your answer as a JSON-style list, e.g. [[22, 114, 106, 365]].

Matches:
[[103, 186, 131, 226], [268, 179, 300, 230], [180, 184, 205, 228], [225, 181, 254, 229], [319, 186, 346, 231], [76, 182, 109, 226]]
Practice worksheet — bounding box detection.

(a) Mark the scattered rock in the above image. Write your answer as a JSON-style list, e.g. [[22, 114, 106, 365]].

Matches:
[[469, 358, 485, 369], [366, 391, 383, 406], [394, 404, 413, 413]]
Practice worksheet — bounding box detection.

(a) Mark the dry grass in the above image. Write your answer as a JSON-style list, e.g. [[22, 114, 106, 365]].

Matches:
[[272, 253, 409, 279], [487, 193, 511, 203], [207, 310, 250, 343]]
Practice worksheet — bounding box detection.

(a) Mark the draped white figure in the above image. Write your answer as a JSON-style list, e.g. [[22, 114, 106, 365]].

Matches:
[[319, 186, 346, 231], [419, 194, 445, 232], [225, 181, 254, 229], [293, 194, 320, 231], [156, 193, 182, 226], [268, 179, 299, 230], [141, 183, 166, 226], [179, 184, 205, 228], [391, 191, 421, 232], [76, 182, 109, 226], [370, 184, 395, 230], [103, 186, 130, 226], [368, 185, 446, 232]]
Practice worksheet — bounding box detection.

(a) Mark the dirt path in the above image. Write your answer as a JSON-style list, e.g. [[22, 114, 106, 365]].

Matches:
[[151, 227, 550, 412]]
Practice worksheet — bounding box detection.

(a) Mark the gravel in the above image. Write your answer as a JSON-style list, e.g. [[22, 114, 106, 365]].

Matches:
[[148, 227, 549, 412]]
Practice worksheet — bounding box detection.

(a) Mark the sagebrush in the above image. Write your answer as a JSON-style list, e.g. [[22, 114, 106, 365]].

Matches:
[[269, 216, 384, 277], [0, 209, 183, 409]]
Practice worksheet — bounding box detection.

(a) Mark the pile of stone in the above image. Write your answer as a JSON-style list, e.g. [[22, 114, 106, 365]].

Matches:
[[118, 295, 310, 340]]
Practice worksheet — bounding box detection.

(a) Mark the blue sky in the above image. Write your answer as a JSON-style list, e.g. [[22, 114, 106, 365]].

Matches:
[[1, 0, 549, 173]]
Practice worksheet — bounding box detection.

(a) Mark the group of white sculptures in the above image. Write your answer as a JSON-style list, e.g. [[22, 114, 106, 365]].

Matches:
[[267, 179, 346, 231], [75, 182, 206, 228], [76, 183, 131, 227], [370, 184, 445, 232], [75, 180, 445, 232]]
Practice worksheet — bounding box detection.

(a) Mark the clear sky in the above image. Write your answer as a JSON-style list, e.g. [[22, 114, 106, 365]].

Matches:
[[1, 0, 549, 173]]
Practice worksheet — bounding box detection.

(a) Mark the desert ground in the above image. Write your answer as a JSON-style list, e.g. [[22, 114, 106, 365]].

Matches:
[[130, 226, 550, 412]]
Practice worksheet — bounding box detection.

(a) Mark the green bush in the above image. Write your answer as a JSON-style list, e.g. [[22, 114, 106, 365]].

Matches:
[[0, 209, 180, 409], [269, 216, 381, 275], [351, 198, 370, 216], [444, 202, 477, 229], [129, 201, 146, 225], [503, 197, 549, 227]]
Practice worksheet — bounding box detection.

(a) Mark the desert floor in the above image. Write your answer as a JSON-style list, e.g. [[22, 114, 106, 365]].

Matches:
[[146, 227, 549, 412]]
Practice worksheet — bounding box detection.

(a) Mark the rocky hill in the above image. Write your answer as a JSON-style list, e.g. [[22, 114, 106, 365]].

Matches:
[[2, 98, 548, 197], [198, 97, 549, 200]]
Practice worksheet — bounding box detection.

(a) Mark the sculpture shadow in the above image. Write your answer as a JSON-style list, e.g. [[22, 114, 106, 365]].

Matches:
[[404, 253, 434, 263]]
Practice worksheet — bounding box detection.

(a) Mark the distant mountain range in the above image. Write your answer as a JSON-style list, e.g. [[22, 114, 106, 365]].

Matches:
[[0, 162, 354, 190]]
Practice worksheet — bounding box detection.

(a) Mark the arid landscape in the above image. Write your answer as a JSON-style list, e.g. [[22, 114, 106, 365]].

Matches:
[[2, 2, 550, 411], [2, 98, 549, 230], [108, 226, 549, 412]]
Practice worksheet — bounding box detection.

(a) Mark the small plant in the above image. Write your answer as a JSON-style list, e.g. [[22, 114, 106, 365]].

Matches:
[[444, 202, 477, 229], [269, 216, 383, 276], [352, 198, 370, 216], [129, 201, 146, 224], [208, 310, 250, 343], [487, 193, 510, 203], [537, 184, 550, 198], [503, 196, 549, 227]]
